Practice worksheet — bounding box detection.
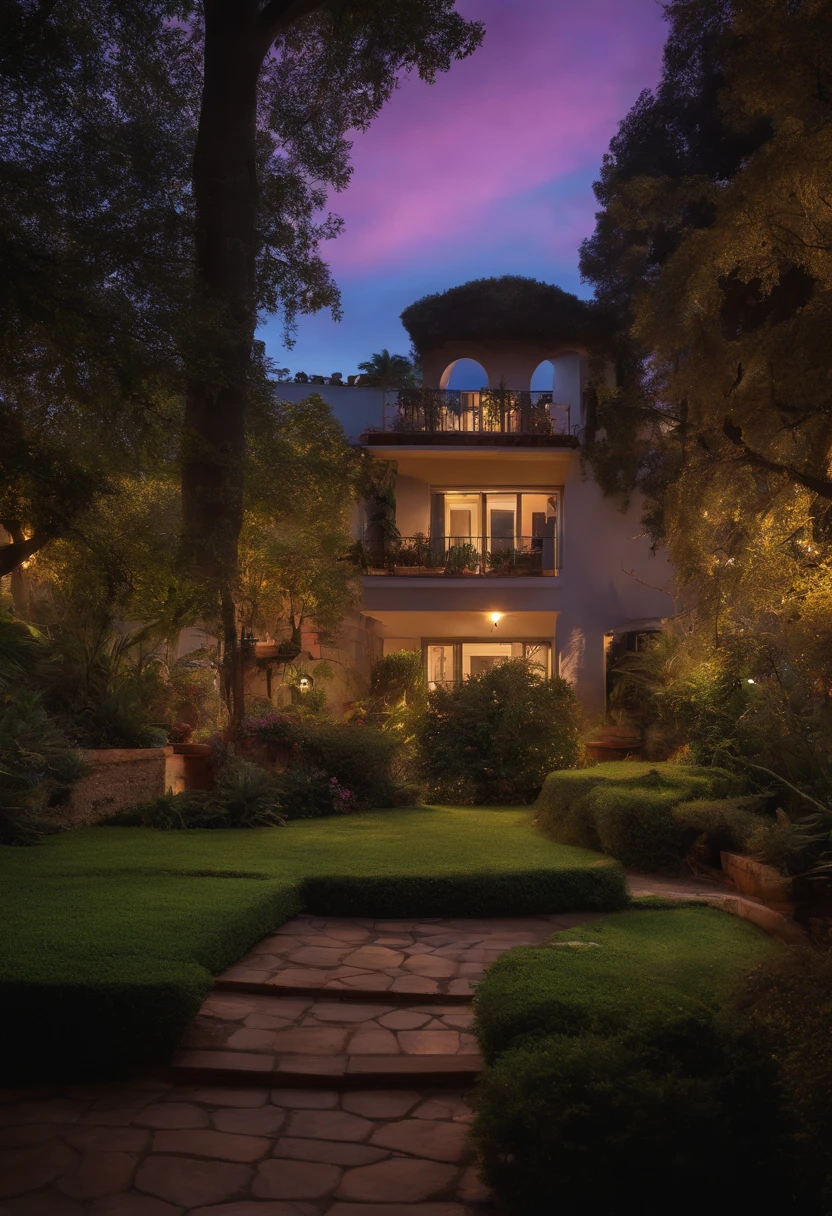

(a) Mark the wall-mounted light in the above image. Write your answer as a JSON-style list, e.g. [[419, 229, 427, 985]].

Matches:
[[490, 612, 502, 628], [299, 675, 313, 692]]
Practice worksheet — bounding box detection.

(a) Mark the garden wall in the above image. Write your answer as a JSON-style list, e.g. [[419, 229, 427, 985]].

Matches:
[[66, 747, 171, 824]]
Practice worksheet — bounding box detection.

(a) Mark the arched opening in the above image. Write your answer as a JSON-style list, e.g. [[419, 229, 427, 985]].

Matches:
[[530, 359, 555, 394], [436, 358, 489, 433], [440, 358, 489, 390], [531, 354, 581, 436]]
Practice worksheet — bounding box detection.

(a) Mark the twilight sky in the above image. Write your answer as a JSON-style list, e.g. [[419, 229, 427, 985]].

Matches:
[[260, 0, 668, 380]]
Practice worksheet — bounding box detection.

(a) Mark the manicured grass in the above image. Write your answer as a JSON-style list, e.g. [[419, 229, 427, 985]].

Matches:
[[0, 806, 626, 1079], [474, 904, 782, 1062]]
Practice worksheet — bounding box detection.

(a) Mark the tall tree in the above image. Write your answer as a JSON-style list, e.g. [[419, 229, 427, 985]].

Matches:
[[1, 1, 483, 723], [580, 0, 832, 775], [0, 1, 198, 578], [182, 1, 483, 719]]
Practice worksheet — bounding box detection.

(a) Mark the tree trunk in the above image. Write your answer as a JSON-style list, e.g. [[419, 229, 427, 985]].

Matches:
[[182, 1, 265, 725]]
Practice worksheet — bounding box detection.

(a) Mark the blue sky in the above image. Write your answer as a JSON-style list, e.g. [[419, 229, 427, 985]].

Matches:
[[258, 0, 668, 380]]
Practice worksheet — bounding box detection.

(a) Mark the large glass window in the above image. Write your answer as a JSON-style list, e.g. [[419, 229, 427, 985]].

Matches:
[[426, 641, 551, 689]]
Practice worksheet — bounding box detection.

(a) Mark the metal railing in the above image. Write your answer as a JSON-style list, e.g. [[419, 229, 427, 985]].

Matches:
[[361, 534, 557, 576], [386, 389, 572, 436]]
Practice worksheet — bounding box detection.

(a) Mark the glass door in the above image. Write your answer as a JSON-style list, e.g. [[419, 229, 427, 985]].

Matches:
[[489, 507, 515, 553]]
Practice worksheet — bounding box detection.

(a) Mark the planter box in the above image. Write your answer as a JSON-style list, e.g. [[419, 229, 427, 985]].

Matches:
[[169, 743, 215, 793], [720, 851, 795, 913], [67, 747, 171, 824], [585, 726, 642, 764]]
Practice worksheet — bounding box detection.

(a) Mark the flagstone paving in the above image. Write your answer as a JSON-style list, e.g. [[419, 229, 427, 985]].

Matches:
[[0, 1079, 490, 1213], [0, 913, 604, 1211], [216, 912, 600, 997]]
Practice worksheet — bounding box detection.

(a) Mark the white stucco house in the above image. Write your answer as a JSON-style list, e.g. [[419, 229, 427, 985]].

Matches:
[[270, 278, 675, 714]]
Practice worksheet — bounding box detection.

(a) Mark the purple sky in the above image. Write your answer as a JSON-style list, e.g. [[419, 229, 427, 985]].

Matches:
[[260, 0, 668, 379]]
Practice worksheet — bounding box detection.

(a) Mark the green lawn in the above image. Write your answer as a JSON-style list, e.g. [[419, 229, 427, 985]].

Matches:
[[0, 806, 626, 1079], [474, 904, 782, 1062]]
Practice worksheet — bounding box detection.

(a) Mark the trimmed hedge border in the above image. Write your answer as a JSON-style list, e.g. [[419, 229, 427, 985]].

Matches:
[[534, 761, 748, 872], [2, 856, 626, 1083], [300, 862, 628, 920]]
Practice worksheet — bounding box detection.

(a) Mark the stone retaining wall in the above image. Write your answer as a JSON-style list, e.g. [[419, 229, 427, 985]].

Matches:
[[65, 748, 172, 824]]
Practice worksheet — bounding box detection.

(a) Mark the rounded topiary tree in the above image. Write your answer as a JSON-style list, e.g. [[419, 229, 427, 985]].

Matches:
[[417, 658, 581, 804]]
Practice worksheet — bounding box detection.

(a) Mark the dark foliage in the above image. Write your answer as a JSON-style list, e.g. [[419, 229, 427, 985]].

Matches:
[[401, 275, 598, 354], [115, 761, 286, 830], [474, 908, 803, 1216], [735, 946, 832, 1200]]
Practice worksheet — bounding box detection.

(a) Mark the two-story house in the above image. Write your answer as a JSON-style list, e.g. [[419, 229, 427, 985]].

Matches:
[[273, 278, 674, 713]]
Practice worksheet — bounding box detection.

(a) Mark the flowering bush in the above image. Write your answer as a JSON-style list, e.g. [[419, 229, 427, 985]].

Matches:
[[168, 722, 193, 744], [239, 711, 303, 758], [274, 767, 355, 818]]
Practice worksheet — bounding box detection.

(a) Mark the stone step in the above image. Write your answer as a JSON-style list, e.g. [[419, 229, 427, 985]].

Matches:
[[167, 1049, 483, 1089], [171, 986, 482, 1089], [214, 977, 474, 1004]]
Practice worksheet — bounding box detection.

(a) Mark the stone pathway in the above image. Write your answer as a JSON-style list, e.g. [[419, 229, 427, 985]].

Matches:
[[169, 913, 600, 1088], [0, 1078, 488, 1213], [215, 913, 598, 996], [0, 912, 602, 1213]]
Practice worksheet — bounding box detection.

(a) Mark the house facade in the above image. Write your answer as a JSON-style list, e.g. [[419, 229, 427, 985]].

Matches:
[[274, 284, 675, 714]]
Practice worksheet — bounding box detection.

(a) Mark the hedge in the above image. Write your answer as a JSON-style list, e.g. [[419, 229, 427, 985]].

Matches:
[[301, 863, 628, 920], [534, 761, 749, 871], [0, 807, 626, 1081], [1, 873, 303, 1082], [473, 907, 799, 1216]]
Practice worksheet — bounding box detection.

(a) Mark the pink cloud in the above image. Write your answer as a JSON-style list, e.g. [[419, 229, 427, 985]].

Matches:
[[325, 0, 667, 272]]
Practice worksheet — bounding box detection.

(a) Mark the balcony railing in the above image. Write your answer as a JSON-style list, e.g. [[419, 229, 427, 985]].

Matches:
[[380, 389, 572, 436], [360, 534, 557, 577]]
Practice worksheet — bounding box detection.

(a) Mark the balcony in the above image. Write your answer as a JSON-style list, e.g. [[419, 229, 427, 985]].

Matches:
[[362, 389, 579, 447], [360, 534, 557, 577]]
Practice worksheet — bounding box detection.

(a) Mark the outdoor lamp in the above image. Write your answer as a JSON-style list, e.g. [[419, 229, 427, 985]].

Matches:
[[298, 675, 313, 692], [490, 612, 502, 627]]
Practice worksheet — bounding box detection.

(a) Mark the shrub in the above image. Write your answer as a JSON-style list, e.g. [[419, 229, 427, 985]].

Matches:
[[117, 760, 286, 830], [535, 761, 747, 872], [734, 947, 832, 1196], [369, 649, 425, 710], [593, 784, 686, 871], [300, 721, 403, 809], [418, 659, 581, 804], [475, 1028, 794, 1216], [672, 796, 761, 865], [239, 710, 304, 759], [0, 691, 87, 844], [302, 861, 629, 919], [274, 767, 355, 818], [473, 908, 798, 1216]]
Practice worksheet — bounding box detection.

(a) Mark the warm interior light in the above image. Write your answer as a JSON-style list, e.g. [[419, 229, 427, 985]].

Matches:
[[490, 612, 502, 626]]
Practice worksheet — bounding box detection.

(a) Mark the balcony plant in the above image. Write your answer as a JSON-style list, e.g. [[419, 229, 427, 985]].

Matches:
[[444, 542, 481, 574], [487, 546, 542, 575], [393, 532, 430, 569]]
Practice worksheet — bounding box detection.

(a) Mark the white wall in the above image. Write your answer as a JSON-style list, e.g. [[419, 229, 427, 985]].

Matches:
[[273, 383, 385, 441], [359, 446, 675, 712]]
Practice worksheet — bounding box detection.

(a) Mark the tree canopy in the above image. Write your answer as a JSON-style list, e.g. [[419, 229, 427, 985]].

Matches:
[[581, 0, 832, 790]]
